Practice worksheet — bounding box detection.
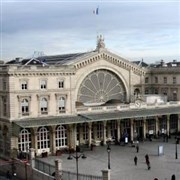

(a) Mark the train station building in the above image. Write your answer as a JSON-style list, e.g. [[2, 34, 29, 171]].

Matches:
[[0, 35, 180, 159]]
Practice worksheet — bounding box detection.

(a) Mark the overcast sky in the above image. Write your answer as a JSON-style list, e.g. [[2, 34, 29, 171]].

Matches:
[[0, 0, 180, 63]]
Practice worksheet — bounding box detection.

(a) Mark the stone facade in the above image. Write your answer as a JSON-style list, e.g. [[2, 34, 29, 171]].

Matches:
[[0, 36, 180, 159]]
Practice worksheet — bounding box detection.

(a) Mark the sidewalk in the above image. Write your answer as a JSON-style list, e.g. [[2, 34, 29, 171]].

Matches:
[[40, 138, 180, 180]]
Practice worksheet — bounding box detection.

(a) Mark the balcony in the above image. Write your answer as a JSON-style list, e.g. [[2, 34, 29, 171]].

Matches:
[[76, 101, 180, 114]]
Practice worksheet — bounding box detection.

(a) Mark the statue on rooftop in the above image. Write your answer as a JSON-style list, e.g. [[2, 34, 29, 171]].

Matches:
[[96, 34, 105, 51]]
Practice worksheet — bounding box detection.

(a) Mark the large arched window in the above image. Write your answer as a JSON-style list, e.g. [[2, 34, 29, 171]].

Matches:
[[21, 99, 29, 116], [37, 127, 50, 149], [77, 70, 126, 105], [40, 98, 48, 114], [55, 125, 67, 148], [58, 97, 66, 113], [18, 129, 31, 152]]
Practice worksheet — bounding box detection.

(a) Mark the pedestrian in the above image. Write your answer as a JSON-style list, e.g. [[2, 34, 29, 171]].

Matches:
[[145, 154, 149, 162], [90, 143, 94, 151], [134, 156, 138, 165], [6, 170, 11, 179], [146, 159, 151, 170], [136, 144, 139, 153], [171, 174, 176, 180]]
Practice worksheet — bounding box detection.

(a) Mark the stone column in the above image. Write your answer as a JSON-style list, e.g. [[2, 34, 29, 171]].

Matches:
[[50, 126, 56, 155], [55, 159, 63, 180], [73, 124, 77, 149], [102, 170, 110, 180], [79, 124, 83, 146], [103, 121, 107, 145], [117, 120, 121, 142], [88, 122, 92, 147], [178, 114, 180, 132], [32, 128, 38, 156], [68, 124, 76, 150], [155, 116, 159, 136], [166, 115, 170, 136], [130, 119, 134, 141], [143, 118, 146, 139], [29, 148, 35, 168]]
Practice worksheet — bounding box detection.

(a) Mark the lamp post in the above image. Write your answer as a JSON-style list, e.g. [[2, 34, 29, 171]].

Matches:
[[107, 143, 111, 169], [175, 139, 178, 159], [67, 148, 87, 180]]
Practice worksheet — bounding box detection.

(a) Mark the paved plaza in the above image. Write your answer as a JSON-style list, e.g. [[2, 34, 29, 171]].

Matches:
[[40, 137, 180, 180]]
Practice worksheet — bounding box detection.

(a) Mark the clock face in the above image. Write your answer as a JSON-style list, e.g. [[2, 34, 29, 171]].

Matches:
[[135, 100, 141, 107]]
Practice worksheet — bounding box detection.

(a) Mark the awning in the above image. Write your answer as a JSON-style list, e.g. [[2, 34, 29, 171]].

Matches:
[[12, 115, 90, 129], [85, 106, 180, 120], [12, 105, 180, 130]]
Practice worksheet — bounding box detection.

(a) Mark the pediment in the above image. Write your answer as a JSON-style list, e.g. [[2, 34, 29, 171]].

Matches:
[[66, 49, 147, 76]]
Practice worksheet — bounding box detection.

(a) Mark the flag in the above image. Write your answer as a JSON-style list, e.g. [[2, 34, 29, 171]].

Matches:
[[96, 7, 99, 15], [93, 7, 99, 15]]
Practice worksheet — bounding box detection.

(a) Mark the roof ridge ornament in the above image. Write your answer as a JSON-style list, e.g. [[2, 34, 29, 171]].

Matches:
[[96, 34, 105, 52]]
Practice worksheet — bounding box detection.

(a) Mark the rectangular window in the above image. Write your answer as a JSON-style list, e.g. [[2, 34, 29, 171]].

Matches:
[[3, 97, 7, 116], [154, 88, 158, 94], [173, 77, 176, 84], [3, 80, 6, 90], [40, 80, 47, 89], [155, 77, 158, 83], [59, 80, 64, 89], [21, 81, 28, 90], [145, 77, 149, 84], [164, 77, 167, 84]]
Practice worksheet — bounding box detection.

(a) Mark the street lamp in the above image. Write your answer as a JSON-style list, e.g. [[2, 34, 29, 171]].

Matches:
[[67, 148, 87, 180], [175, 139, 178, 159], [107, 143, 111, 169]]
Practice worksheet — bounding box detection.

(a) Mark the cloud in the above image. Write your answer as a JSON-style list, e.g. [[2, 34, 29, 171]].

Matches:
[[1, 1, 180, 63]]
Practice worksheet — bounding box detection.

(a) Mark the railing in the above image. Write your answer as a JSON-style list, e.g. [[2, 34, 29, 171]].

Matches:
[[77, 101, 180, 113], [35, 159, 55, 177], [62, 170, 103, 180], [35, 159, 102, 180]]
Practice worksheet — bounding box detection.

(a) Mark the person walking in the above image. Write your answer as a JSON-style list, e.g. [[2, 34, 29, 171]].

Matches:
[[136, 144, 139, 153], [134, 156, 138, 166], [145, 154, 149, 163], [146, 159, 151, 170], [171, 174, 176, 180]]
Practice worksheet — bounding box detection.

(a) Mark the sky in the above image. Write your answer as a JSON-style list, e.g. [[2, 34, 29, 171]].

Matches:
[[0, 0, 180, 64]]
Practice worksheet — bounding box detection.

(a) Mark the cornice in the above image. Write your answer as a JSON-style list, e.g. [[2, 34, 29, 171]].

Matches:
[[73, 50, 147, 76]]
